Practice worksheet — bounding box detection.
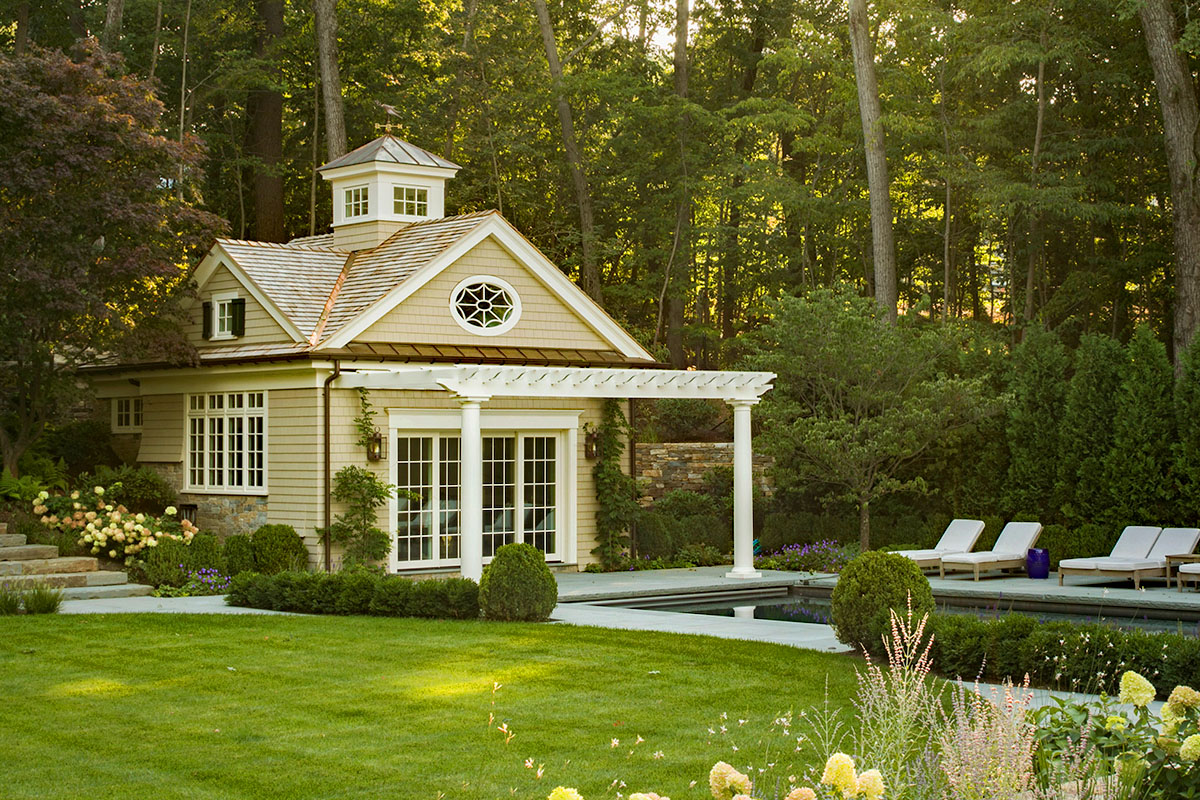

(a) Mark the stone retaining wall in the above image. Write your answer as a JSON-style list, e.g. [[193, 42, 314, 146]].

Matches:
[[145, 462, 268, 539], [634, 442, 773, 502]]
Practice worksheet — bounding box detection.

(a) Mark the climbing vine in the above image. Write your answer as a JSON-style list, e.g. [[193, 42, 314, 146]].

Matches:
[[591, 399, 639, 569], [353, 388, 378, 450]]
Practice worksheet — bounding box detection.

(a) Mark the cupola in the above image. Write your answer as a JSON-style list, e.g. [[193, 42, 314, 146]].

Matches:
[[318, 135, 461, 251]]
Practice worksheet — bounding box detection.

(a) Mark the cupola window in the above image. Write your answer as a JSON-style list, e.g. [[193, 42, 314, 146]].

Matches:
[[344, 185, 369, 218], [394, 185, 429, 217]]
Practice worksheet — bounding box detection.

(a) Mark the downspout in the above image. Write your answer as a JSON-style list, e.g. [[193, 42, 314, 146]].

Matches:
[[322, 359, 341, 572], [628, 397, 637, 559]]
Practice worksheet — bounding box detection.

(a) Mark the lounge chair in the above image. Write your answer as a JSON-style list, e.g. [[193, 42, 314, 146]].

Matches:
[[1178, 562, 1200, 592], [1060, 527, 1199, 590], [893, 519, 985, 570], [939, 521, 1043, 580], [1057, 525, 1161, 587]]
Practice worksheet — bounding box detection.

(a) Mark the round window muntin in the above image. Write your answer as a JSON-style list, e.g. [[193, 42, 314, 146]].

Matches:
[[449, 275, 522, 336]]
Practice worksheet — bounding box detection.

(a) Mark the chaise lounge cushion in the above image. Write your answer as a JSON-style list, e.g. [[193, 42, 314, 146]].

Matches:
[[895, 519, 985, 562], [1058, 526, 1162, 571], [941, 521, 1042, 568], [1076, 528, 1200, 573]]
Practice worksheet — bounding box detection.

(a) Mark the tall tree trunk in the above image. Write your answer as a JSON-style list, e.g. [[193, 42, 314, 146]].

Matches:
[[14, 2, 28, 55], [1139, 0, 1200, 368], [148, 0, 163, 81], [249, 0, 286, 242], [663, 0, 690, 367], [313, 0, 347, 161], [847, 0, 897, 321], [943, 178, 953, 322], [533, 0, 602, 301], [310, 60, 320, 236], [1023, 34, 1047, 330], [859, 497, 871, 551], [176, 0, 191, 200], [101, 0, 125, 50]]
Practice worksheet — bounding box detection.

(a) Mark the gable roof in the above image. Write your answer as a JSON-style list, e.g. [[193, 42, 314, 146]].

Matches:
[[192, 212, 655, 363], [319, 135, 461, 172]]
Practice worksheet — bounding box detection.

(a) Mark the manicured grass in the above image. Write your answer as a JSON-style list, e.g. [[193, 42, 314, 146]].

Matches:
[[0, 615, 857, 800]]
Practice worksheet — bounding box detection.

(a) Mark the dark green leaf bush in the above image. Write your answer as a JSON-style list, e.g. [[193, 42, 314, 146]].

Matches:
[[78, 464, 177, 515], [222, 533, 255, 576], [224, 571, 479, 620], [251, 524, 308, 574], [479, 542, 558, 622], [369, 577, 412, 617], [136, 532, 224, 588], [443, 578, 481, 619], [408, 579, 449, 618], [831, 551, 934, 655], [334, 570, 380, 615]]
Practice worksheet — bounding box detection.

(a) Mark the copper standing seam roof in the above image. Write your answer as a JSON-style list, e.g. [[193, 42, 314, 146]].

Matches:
[[317, 135, 461, 172]]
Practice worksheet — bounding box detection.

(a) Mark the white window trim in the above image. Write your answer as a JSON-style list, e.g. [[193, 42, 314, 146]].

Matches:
[[210, 291, 239, 342], [392, 184, 429, 218], [448, 274, 522, 337], [111, 397, 143, 433], [344, 184, 369, 219], [183, 391, 268, 496], [386, 409, 578, 572]]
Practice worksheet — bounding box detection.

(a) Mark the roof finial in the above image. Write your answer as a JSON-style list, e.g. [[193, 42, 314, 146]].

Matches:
[[373, 101, 403, 136]]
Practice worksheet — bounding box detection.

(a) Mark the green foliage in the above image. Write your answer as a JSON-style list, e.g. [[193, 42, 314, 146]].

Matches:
[[1174, 332, 1200, 525], [673, 542, 725, 567], [1003, 328, 1069, 518], [746, 288, 992, 550], [639, 489, 730, 558], [325, 466, 393, 565], [0, 583, 22, 615], [591, 400, 639, 569], [1104, 326, 1176, 524], [12, 583, 63, 614], [644, 398, 725, 442], [478, 542, 558, 622], [352, 388, 378, 450], [222, 534, 256, 576], [16, 453, 69, 492], [78, 464, 177, 515], [1037, 523, 1111, 569], [35, 420, 120, 478], [0, 469, 47, 503], [251, 525, 309, 575], [1056, 333, 1126, 525], [137, 533, 224, 588], [225, 571, 479, 620], [830, 551, 934, 656]]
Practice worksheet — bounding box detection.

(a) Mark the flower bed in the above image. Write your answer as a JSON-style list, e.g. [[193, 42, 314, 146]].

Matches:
[[33, 487, 197, 566]]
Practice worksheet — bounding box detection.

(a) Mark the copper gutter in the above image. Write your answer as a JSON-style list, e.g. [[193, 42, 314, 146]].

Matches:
[[322, 359, 341, 572]]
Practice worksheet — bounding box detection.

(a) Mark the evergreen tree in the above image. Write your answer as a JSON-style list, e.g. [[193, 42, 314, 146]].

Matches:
[[1174, 331, 1200, 525], [1103, 325, 1176, 524], [1055, 333, 1126, 525], [1003, 328, 1069, 518]]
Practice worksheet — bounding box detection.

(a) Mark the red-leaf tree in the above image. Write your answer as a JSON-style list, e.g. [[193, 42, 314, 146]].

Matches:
[[0, 41, 225, 475]]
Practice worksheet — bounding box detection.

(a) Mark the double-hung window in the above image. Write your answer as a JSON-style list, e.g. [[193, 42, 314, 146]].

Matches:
[[202, 291, 245, 340], [187, 392, 266, 493], [344, 185, 369, 218], [112, 397, 143, 432]]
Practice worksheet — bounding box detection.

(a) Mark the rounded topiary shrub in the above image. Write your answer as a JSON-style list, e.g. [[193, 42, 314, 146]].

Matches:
[[478, 542, 558, 622], [831, 550, 934, 656], [222, 533, 255, 576], [251, 524, 308, 574]]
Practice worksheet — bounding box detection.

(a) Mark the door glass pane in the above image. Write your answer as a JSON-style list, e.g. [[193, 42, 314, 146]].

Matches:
[[482, 436, 515, 557], [395, 436, 434, 562], [439, 437, 461, 560], [523, 436, 557, 555]]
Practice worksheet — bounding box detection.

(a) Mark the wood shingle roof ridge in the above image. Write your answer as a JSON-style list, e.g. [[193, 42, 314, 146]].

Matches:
[[217, 236, 349, 253], [309, 251, 358, 346]]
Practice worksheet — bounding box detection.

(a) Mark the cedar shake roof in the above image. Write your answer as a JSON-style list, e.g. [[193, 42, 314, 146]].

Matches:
[[216, 239, 347, 338], [318, 135, 461, 172]]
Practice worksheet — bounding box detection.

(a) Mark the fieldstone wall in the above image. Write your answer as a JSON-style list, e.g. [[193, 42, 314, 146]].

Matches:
[[634, 442, 773, 502], [144, 462, 268, 539]]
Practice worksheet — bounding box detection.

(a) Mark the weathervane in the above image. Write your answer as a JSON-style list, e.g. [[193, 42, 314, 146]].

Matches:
[[373, 101, 403, 135]]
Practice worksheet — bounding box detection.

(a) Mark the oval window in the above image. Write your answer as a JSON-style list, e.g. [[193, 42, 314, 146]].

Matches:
[[449, 276, 521, 336]]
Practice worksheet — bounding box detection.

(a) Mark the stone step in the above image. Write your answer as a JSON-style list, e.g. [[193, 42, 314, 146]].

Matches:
[[60, 583, 155, 600], [0, 533, 26, 547], [0, 556, 98, 576], [2, 570, 129, 589], [0, 544, 59, 561]]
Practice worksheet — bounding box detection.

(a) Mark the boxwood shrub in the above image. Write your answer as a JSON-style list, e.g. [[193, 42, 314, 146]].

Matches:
[[831, 550, 934, 656], [478, 542, 558, 622], [251, 524, 308, 574], [225, 570, 479, 620], [222, 533, 255, 576]]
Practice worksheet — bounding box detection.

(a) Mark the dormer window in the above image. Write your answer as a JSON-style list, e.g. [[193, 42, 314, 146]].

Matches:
[[344, 185, 369, 218], [394, 185, 428, 217], [202, 292, 246, 340]]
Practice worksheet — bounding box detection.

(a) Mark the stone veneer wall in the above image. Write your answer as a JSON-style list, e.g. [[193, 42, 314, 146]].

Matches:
[[634, 442, 773, 503], [144, 462, 268, 539]]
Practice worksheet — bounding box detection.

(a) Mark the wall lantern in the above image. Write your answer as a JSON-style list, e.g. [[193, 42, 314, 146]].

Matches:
[[366, 429, 386, 462], [584, 429, 599, 460]]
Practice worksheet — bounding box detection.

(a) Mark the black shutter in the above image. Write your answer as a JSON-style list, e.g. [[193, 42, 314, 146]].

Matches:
[[201, 302, 212, 339], [231, 299, 246, 337]]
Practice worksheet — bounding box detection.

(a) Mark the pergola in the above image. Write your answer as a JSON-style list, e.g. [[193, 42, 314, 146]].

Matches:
[[337, 365, 776, 581]]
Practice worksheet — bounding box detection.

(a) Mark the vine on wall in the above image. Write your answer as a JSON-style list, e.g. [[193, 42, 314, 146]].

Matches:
[[591, 399, 639, 569]]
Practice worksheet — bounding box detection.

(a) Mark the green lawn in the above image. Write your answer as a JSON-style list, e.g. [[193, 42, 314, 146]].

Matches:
[[0, 615, 857, 800]]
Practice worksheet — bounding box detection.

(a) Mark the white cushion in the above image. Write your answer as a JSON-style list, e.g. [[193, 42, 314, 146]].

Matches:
[[1110, 526, 1162, 560], [1059, 557, 1106, 570], [1082, 557, 1165, 572], [991, 521, 1043, 554], [935, 519, 986, 553], [1178, 563, 1200, 574], [1149, 527, 1200, 558], [941, 552, 1024, 565], [895, 549, 945, 561]]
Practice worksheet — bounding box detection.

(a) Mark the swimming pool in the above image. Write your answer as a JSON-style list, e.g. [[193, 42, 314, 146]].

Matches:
[[633, 593, 1200, 635]]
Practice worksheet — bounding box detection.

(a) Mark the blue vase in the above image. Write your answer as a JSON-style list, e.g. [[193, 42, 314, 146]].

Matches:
[[1026, 548, 1050, 580]]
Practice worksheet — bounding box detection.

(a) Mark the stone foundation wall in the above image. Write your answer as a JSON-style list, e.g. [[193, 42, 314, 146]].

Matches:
[[634, 442, 773, 502], [143, 462, 268, 539]]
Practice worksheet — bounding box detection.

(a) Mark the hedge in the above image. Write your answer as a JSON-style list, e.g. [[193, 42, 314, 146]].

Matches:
[[226, 570, 479, 620], [927, 612, 1200, 699]]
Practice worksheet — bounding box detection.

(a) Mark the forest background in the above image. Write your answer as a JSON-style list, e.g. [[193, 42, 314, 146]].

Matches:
[[6, 0, 1200, 558]]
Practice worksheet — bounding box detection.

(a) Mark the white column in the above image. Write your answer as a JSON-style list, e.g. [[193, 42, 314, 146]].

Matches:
[[727, 399, 761, 579], [458, 395, 490, 582]]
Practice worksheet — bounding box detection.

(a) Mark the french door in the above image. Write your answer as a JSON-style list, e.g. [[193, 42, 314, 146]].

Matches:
[[392, 432, 561, 570]]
